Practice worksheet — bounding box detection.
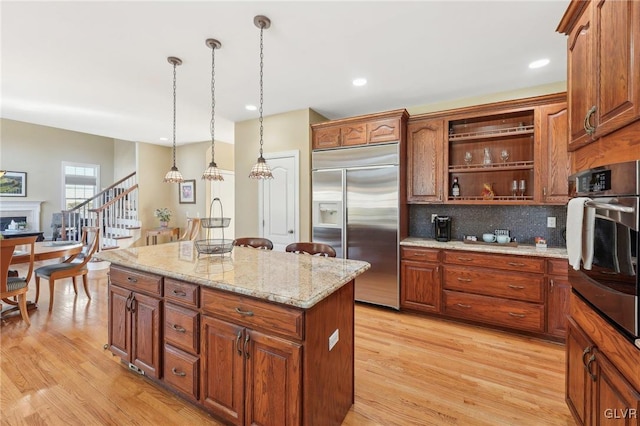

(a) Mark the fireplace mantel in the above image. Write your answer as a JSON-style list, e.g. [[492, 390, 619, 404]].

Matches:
[[0, 200, 43, 231]]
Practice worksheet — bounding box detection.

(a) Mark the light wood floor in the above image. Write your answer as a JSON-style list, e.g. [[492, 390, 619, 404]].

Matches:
[[1, 266, 574, 425]]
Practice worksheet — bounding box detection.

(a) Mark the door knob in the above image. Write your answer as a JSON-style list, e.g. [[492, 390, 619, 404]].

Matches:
[[288, 230, 294, 234]]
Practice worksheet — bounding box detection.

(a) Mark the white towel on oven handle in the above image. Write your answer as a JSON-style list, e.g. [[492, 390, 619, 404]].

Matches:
[[567, 197, 591, 270], [581, 203, 596, 270]]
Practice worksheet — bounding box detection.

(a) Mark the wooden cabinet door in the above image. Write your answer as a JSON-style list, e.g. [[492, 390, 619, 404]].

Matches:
[[567, 2, 595, 150], [593, 0, 640, 141], [201, 316, 245, 426], [341, 123, 366, 146], [592, 349, 640, 425], [312, 127, 341, 150], [401, 260, 441, 313], [131, 292, 162, 379], [367, 118, 401, 144], [539, 103, 569, 204], [407, 119, 444, 203], [567, 319, 595, 426], [245, 329, 302, 426], [547, 276, 570, 338], [108, 284, 131, 361]]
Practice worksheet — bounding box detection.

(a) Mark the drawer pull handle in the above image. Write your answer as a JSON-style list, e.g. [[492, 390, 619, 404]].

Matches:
[[127, 277, 138, 283], [508, 312, 526, 318], [508, 284, 525, 290], [235, 307, 254, 317], [172, 289, 187, 296], [456, 303, 471, 309], [171, 324, 186, 333], [457, 257, 473, 262], [171, 367, 186, 377], [457, 277, 472, 282], [507, 262, 525, 267]]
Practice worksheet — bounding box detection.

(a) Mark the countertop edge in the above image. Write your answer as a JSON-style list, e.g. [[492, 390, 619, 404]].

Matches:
[[400, 238, 568, 259]]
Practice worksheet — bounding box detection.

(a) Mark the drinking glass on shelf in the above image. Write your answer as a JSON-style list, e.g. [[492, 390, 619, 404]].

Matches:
[[500, 149, 509, 163], [519, 179, 526, 197], [464, 151, 472, 165], [511, 180, 518, 198]]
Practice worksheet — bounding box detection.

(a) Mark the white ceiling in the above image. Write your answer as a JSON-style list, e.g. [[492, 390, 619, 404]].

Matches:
[[1, 0, 569, 146]]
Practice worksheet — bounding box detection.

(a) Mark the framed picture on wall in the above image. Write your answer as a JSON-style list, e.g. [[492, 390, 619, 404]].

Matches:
[[179, 179, 196, 204], [0, 171, 27, 197]]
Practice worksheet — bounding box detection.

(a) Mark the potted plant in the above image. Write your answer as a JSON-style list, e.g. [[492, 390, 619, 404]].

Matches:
[[154, 207, 172, 227]]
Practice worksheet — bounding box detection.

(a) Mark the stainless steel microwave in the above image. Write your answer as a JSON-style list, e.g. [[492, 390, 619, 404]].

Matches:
[[569, 160, 639, 349]]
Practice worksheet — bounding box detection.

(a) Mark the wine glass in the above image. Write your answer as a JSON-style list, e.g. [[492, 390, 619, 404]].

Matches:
[[519, 179, 526, 197], [464, 152, 472, 165], [500, 149, 509, 163], [511, 180, 518, 198]]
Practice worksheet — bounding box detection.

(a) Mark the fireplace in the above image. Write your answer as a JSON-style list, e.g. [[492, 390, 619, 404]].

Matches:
[[0, 201, 43, 231]]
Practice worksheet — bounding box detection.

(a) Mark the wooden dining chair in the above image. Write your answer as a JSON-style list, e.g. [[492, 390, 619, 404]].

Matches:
[[234, 237, 274, 250], [285, 242, 336, 257], [180, 218, 201, 241], [1, 236, 37, 326], [34, 226, 100, 312]]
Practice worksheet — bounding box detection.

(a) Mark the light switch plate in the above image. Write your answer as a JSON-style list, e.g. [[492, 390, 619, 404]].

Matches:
[[431, 214, 438, 223]]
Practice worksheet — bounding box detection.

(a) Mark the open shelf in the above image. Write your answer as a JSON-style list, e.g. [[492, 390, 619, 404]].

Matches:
[[449, 160, 534, 173], [448, 125, 534, 141]]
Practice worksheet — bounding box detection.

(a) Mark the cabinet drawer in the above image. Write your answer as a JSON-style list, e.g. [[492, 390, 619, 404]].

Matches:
[[443, 290, 544, 333], [165, 278, 199, 308], [110, 266, 162, 296], [163, 344, 199, 400], [443, 251, 544, 274], [165, 303, 199, 354], [547, 259, 568, 277], [367, 118, 400, 143], [443, 266, 543, 303], [201, 289, 304, 340], [401, 247, 439, 262]]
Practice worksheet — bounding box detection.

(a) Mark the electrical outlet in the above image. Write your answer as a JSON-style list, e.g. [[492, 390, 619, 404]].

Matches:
[[547, 217, 556, 228], [431, 214, 438, 223], [329, 329, 339, 351]]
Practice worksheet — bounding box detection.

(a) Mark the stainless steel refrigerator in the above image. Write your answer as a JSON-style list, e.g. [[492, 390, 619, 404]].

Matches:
[[312, 144, 399, 309]]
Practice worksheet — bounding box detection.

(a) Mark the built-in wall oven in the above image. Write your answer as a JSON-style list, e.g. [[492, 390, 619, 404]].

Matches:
[[569, 160, 639, 349]]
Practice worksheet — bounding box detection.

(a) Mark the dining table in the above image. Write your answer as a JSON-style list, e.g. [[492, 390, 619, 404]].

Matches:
[[2, 241, 84, 320]]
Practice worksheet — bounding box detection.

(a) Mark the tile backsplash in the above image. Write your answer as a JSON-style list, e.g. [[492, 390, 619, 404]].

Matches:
[[409, 204, 567, 248]]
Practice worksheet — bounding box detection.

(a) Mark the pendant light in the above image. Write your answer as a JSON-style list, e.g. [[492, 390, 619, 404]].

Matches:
[[164, 56, 184, 183], [248, 15, 274, 180], [202, 39, 224, 181]]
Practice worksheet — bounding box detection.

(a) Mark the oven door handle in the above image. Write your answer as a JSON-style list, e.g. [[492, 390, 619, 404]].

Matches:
[[584, 200, 635, 213]]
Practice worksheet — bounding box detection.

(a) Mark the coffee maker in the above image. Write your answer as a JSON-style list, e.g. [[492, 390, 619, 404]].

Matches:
[[434, 216, 452, 242]]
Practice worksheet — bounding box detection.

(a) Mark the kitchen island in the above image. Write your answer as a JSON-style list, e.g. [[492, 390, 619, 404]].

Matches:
[[97, 242, 370, 426]]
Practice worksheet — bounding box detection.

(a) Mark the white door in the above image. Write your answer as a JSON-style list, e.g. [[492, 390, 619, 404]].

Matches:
[[209, 170, 235, 240], [259, 151, 299, 251]]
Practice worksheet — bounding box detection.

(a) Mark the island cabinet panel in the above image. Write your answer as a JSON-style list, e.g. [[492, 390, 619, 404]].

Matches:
[[108, 266, 163, 379], [164, 303, 199, 354], [164, 278, 199, 308], [163, 344, 199, 400], [200, 310, 302, 426]]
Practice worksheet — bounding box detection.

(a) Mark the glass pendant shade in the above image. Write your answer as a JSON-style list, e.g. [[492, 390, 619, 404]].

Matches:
[[202, 38, 224, 181], [249, 155, 273, 179], [164, 56, 184, 184]]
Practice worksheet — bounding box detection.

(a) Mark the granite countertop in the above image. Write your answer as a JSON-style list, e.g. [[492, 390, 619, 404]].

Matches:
[[401, 237, 568, 259], [96, 242, 371, 309]]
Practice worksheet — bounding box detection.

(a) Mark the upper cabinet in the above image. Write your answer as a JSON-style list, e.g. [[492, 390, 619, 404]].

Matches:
[[311, 109, 408, 150], [407, 93, 567, 205], [558, 0, 640, 151]]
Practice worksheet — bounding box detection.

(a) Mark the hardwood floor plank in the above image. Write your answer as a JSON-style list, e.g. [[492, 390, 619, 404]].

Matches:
[[1, 267, 574, 425]]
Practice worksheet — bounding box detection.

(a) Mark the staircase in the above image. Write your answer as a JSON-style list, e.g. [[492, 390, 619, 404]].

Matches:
[[57, 172, 141, 251]]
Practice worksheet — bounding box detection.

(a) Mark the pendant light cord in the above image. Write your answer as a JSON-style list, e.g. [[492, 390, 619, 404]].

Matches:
[[172, 60, 178, 168], [258, 23, 264, 158], [210, 44, 216, 164]]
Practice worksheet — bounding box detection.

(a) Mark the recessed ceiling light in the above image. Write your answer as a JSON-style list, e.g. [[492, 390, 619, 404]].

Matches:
[[352, 78, 367, 87], [245, 105, 257, 111], [529, 59, 550, 69], [159, 137, 168, 141]]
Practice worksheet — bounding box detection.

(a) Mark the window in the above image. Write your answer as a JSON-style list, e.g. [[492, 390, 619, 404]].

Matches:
[[62, 162, 100, 209]]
